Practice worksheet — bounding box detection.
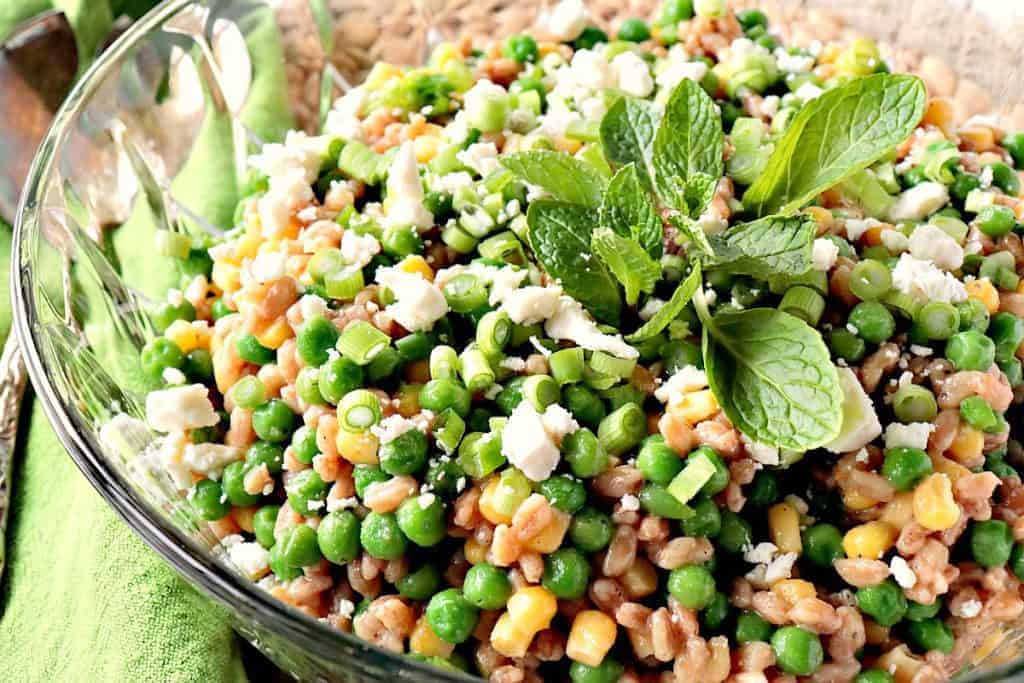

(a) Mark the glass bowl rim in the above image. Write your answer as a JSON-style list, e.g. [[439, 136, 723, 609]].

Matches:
[[8, 1, 1024, 681]]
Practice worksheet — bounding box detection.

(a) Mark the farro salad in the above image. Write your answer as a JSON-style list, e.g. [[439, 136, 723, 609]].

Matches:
[[134, 0, 1024, 680]]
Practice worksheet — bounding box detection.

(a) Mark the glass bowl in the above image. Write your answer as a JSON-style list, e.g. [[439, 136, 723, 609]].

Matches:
[[10, 0, 1024, 680]]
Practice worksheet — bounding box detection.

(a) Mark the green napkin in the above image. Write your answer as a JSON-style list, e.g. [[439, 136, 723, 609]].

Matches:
[[0, 3, 295, 680]]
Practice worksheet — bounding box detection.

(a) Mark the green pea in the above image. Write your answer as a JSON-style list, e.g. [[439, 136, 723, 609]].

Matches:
[[855, 671, 894, 683], [360, 511, 408, 560], [151, 300, 196, 332], [419, 378, 472, 417], [379, 429, 429, 476], [1011, 543, 1024, 582], [682, 497, 721, 538], [570, 507, 613, 553], [291, 426, 319, 465], [296, 315, 339, 367], [882, 447, 933, 491], [190, 478, 230, 521], [988, 162, 1021, 195], [235, 333, 276, 365], [849, 259, 892, 301], [253, 504, 280, 548], [637, 435, 684, 485], [252, 399, 298, 443], [141, 338, 185, 379], [746, 471, 781, 507], [659, 0, 695, 24], [829, 328, 867, 363], [971, 519, 1014, 567], [573, 26, 608, 51], [222, 461, 261, 507], [856, 581, 907, 627], [246, 441, 284, 475], [668, 565, 716, 609], [286, 469, 329, 515], [319, 356, 364, 405], [425, 589, 478, 644], [268, 542, 302, 581], [562, 428, 610, 478], [736, 610, 774, 643], [318, 510, 360, 564], [802, 523, 845, 568], [977, 205, 1016, 238], [989, 312, 1024, 364], [958, 298, 991, 333], [569, 658, 623, 683], [396, 494, 447, 547], [737, 8, 768, 31], [210, 298, 233, 321], [907, 617, 954, 654], [915, 301, 959, 341], [463, 563, 512, 609], [701, 591, 730, 631], [717, 509, 753, 553], [538, 474, 586, 513], [353, 465, 389, 499], [951, 171, 982, 203], [946, 329, 996, 371], [617, 18, 651, 42], [278, 524, 322, 568], [771, 626, 823, 676], [183, 348, 214, 382], [381, 225, 423, 257], [905, 598, 943, 622], [396, 564, 442, 600], [542, 548, 591, 599], [424, 457, 467, 498], [639, 483, 692, 520], [494, 376, 527, 416], [849, 301, 896, 343], [562, 385, 606, 429], [502, 34, 539, 63]]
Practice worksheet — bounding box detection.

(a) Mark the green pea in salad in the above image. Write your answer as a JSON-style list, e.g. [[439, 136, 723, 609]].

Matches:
[[130, 0, 1024, 680]]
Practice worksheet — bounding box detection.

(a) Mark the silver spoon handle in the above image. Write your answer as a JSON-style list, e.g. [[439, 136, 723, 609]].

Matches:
[[0, 333, 28, 587]]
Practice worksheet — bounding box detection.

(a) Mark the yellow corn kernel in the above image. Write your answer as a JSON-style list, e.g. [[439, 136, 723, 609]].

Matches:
[[973, 628, 1007, 665], [235, 233, 262, 261], [961, 126, 996, 153], [879, 491, 915, 528], [506, 586, 557, 637], [464, 537, 488, 565], [620, 557, 659, 599], [772, 579, 817, 605], [843, 490, 880, 511], [817, 43, 842, 65], [429, 42, 461, 69], [553, 136, 583, 154], [232, 505, 257, 533], [524, 508, 571, 553], [410, 616, 455, 658], [922, 97, 956, 138], [966, 277, 1000, 314], [365, 62, 403, 90], [393, 383, 422, 418], [913, 473, 961, 531], [490, 612, 532, 658], [930, 453, 971, 483], [212, 261, 241, 293], [876, 644, 923, 683], [336, 429, 380, 465], [398, 255, 434, 282], [768, 502, 803, 554], [414, 135, 442, 163], [842, 521, 897, 560], [479, 477, 514, 525], [566, 610, 617, 668], [165, 319, 201, 353], [254, 318, 293, 350], [1017, 279, 1024, 295], [949, 425, 985, 463], [670, 389, 719, 425]]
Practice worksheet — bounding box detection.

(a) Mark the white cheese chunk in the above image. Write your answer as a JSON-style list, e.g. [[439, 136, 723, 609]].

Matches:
[[883, 422, 935, 451], [619, 494, 640, 511], [844, 217, 884, 242], [824, 367, 882, 454], [375, 267, 449, 332], [502, 402, 561, 481], [340, 230, 381, 269], [324, 87, 367, 142], [146, 384, 219, 433], [545, 296, 638, 360], [794, 82, 823, 102], [812, 238, 839, 272], [891, 253, 968, 304], [541, 0, 589, 41], [298, 294, 328, 321], [880, 229, 910, 254], [384, 142, 434, 230], [250, 251, 287, 283], [502, 286, 563, 325], [639, 298, 665, 321], [611, 51, 653, 97], [370, 414, 418, 444], [888, 182, 950, 222], [182, 442, 240, 480], [955, 599, 983, 619], [908, 223, 964, 271], [654, 365, 708, 405], [890, 556, 917, 589], [457, 141, 501, 177], [540, 404, 580, 439], [222, 535, 271, 579]]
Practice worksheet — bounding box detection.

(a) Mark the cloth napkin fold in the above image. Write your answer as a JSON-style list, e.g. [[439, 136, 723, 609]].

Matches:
[[0, 2, 295, 680]]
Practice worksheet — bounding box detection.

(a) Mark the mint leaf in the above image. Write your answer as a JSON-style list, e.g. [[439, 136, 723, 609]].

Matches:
[[626, 262, 702, 342], [669, 213, 714, 256], [501, 151, 606, 209], [705, 215, 815, 279], [682, 171, 718, 218], [527, 200, 621, 323], [698, 303, 842, 450], [599, 164, 663, 257], [591, 227, 661, 306], [652, 79, 723, 208], [600, 97, 660, 190], [744, 74, 926, 216]]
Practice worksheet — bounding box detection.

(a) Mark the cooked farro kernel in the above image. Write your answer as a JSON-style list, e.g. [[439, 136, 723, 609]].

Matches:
[[133, 1, 1024, 677]]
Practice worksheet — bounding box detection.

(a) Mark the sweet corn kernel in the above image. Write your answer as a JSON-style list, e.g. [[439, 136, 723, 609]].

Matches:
[[817, 43, 842, 65], [490, 612, 532, 658], [414, 135, 442, 163], [843, 490, 881, 511], [212, 261, 241, 293], [949, 425, 985, 463], [772, 579, 817, 606], [235, 233, 262, 261], [913, 473, 960, 531], [566, 610, 617, 668], [524, 509, 571, 553], [922, 97, 956, 138], [930, 454, 972, 483], [803, 206, 833, 231], [961, 126, 996, 153], [365, 62, 403, 90], [620, 557, 658, 599], [553, 136, 583, 154], [165, 319, 201, 353], [966, 277, 1000, 314], [429, 43, 461, 69], [876, 644, 923, 683], [973, 629, 1007, 665], [842, 521, 897, 559], [232, 505, 257, 533], [464, 537, 488, 565], [479, 477, 514, 525], [506, 586, 557, 636], [255, 318, 293, 350], [670, 389, 719, 425], [879, 491, 915, 528], [393, 383, 422, 418], [768, 502, 803, 554], [410, 616, 455, 658], [398, 254, 434, 281], [336, 429, 380, 465]]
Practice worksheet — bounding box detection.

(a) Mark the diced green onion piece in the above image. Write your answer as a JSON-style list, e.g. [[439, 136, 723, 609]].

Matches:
[[509, 214, 529, 241], [338, 140, 384, 184], [308, 248, 345, 282], [459, 207, 496, 238], [441, 222, 478, 253], [583, 365, 619, 391], [549, 347, 585, 385], [336, 320, 390, 365], [460, 348, 496, 393], [429, 345, 460, 380], [566, 119, 601, 142], [881, 290, 921, 319], [367, 346, 402, 382], [597, 403, 647, 456], [231, 375, 266, 410], [667, 452, 717, 505], [477, 311, 512, 356], [478, 231, 526, 265], [779, 286, 825, 326], [325, 267, 365, 300], [523, 374, 559, 412], [337, 389, 383, 432], [157, 231, 192, 259], [456, 432, 505, 479], [589, 351, 637, 380], [434, 408, 466, 454], [930, 215, 968, 243], [444, 273, 490, 313], [465, 89, 509, 133]]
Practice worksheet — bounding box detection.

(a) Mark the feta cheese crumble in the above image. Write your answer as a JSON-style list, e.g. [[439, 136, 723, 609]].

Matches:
[[908, 224, 964, 271], [375, 266, 449, 331], [654, 366, 709, 405], [540, 0, 589, 41], [502, 285, 563, 325], [883, 422, 935, 451], [146, 384, 219, 433], [502, 402, 579, 481], [891, 253, 968, 304], [890, 556, 917, 589], [888, 182, 950, 222], [812, 238, 839, 272], [340, 230, 381, 269], [545, 296, 639, 360], [384, 142, 434, 230]]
